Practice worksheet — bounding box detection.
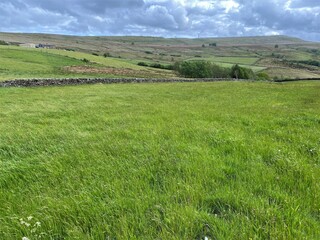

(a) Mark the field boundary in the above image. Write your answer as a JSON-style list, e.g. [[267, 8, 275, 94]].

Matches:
[[1, 77, 320, 87], [0, 78, 247, 87], [274, 78, 320, 82]]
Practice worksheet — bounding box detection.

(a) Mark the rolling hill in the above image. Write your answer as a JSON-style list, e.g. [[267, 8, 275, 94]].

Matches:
[[0, 32, 320, 80]]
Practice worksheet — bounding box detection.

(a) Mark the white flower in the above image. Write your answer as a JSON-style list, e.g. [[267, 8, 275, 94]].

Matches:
[[34, 221, 41, 227], [22, 237, 30, 240], [27, 216, 33, 221]]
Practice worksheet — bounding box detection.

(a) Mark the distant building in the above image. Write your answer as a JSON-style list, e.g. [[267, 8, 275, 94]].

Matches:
[[19, 43, 36, 48], [36, 43, 55, 49]]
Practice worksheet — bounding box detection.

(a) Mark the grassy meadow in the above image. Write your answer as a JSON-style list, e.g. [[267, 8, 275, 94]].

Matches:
[[0, 46, 172, 80], [0, 81, 319, 239]]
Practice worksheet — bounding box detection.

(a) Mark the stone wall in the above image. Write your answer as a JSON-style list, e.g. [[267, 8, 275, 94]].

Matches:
[[0, 78, 239, 87], [0, 77, 319, 87]]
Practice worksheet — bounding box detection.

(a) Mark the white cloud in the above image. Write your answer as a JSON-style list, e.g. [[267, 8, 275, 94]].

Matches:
[[0, 0, 319, 41]]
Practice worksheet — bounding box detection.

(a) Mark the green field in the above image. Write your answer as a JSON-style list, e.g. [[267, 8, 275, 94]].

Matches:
[[189, 56, 260, 65], [1, 33, 320, 79], [0, 46, 88, 80], [1, 81, 319, 239], [0, 46, 171, 80]]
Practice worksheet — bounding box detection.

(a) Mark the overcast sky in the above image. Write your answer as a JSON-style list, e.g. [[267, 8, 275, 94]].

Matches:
[[0, 0, 319, 41]]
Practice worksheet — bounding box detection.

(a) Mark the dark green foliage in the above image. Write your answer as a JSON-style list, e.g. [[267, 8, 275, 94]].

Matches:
[[92, 53, 99, 56], [306, 48, 320, 55], [103, 53, 111, 58], [82, 58, 90, 63], [0, 40, 8, 45], [176, 61, 212, 78], [256, 72, 271, 80], [209, 43, 217, 47], [275, 44, 279, 48], [230, 64, 254, 79], [294, 60, 320, 67], [149, 63, 163, 69], [176, 61, 260, 79], [176, 61, 230, 78], [137, 62, 174, 70], [137, 62, 148, 66]]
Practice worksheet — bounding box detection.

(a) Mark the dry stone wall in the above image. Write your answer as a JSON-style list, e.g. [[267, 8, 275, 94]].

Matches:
[[0, 78, 238, 87]]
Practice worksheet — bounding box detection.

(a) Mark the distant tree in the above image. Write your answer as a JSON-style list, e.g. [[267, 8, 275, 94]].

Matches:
[[202, 44, 206, 48], [103, 53, 111, 57], [131, 42, 135, 45], [231, 64, 241, 79], [230, 64, 254, 79], [0, 40, 8, 45], [137, 62, 148, 67], [256, 72, 271, 80], [209, 43, 217, 47], [275, 44, 279, 48], [82, 58, 90, 63], [176, 60, 231, 78]]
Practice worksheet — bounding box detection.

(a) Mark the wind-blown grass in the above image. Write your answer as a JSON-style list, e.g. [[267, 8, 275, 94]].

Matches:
[[0, 81, 319, 239]]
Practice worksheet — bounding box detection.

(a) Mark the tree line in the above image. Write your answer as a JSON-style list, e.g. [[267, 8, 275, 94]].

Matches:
[[174, 60, 270, 80]]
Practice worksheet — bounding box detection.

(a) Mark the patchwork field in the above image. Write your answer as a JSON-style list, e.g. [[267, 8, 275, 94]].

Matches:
[[0, 81, 319, 239], [1, 33, 319, 79]]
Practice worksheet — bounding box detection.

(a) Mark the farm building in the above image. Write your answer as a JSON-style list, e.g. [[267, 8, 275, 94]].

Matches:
[[36, 43, 55, 49]]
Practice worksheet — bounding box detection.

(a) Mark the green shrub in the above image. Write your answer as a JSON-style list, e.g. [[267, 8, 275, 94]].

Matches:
[[103, 53, 111, 58], [137, 62, 174, 70], [0, 40, 8, 45], [137, 62, 148, 67], [230, 64, 255, 79], [256, 72, 271, 80], [176, 61, 231, 78]]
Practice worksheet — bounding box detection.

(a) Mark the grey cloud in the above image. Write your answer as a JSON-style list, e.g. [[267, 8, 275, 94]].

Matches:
[[234, 0, 319, 35], [0, 0, 319, 41], [290, 0, 320, 8]]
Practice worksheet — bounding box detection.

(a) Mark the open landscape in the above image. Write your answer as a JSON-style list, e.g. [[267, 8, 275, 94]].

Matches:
[[0, 31, 320, 239], [1, 33, 320, 80]]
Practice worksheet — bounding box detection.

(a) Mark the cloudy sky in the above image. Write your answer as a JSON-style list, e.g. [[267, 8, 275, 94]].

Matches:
[[0, 0, 319, 41]]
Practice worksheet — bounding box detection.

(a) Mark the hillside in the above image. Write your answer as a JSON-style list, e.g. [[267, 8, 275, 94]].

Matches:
[[0, 32, 320, 79], [0, 46, 173, 80]]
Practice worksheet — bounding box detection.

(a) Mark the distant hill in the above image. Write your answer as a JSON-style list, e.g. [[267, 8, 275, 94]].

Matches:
[[0, 32, 319, 79], [0, 32, 308, 46]]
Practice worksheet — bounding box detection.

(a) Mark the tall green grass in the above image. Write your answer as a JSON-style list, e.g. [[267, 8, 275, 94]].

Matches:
[[0, 82, 319, 239]]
